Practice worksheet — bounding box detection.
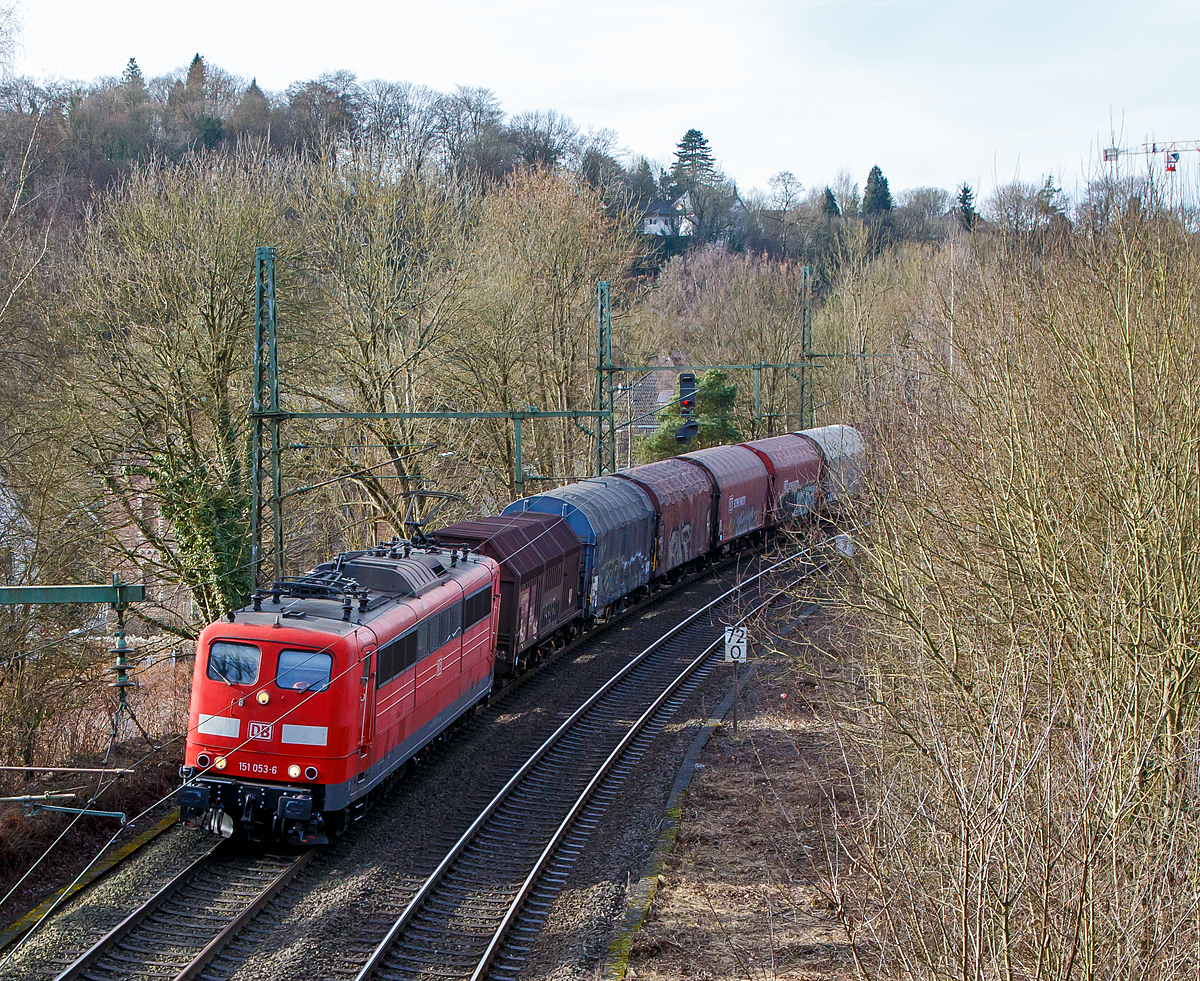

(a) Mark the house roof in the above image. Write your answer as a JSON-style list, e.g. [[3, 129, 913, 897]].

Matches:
[[641, 198, 674, 218], [627, 358, 687, 433]]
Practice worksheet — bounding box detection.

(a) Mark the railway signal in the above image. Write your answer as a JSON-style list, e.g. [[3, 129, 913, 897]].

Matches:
[[678, 373, 697, 417], [675, 372, 700, 443], [674, 419, 699, 443]]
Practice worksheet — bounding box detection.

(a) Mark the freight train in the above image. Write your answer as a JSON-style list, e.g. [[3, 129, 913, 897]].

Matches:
[[177, 426, 866, 843]]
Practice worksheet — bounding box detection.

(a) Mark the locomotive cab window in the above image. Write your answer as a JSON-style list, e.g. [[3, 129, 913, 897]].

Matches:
[[276, 650, 332, 691], [207, 642, 261, 686]]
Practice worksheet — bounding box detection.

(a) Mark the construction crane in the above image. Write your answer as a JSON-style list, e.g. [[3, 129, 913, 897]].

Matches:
[[1103, 140, 1200, 172]]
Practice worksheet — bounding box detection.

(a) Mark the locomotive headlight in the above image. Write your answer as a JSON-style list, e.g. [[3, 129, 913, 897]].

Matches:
[[287, 764, 302, 779], [214, 756, 228, 770], [256, 690, 270, 705]]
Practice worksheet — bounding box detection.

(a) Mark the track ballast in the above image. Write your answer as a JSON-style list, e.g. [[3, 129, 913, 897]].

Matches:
[[345, 549, 817, 981]]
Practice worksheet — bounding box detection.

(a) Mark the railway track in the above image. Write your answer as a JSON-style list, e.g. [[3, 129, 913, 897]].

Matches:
[[17, 543, 819, 981], [484, 534, 779, 699], [51, 842, 316, 981], [6, 539, 767, 974], [346, 548, 817, 981]]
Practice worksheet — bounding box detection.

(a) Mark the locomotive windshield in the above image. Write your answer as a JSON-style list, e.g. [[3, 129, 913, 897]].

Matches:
[[277, 650, 333, 691], [207, 642, 261, 685]]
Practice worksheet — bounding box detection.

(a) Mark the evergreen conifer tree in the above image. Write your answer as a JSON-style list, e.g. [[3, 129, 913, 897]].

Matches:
[[629, 158, 659, 204], [121, 57, 147, 110], [862, 165, 893, 214], [669, 128, 715, 197], [185, 54, 206, 101], [956, 182, 977, 230], [636, 370, 743, 462], [229, 80, 271, 141], [122, 58, 145, 92], [821, 187, 840, 217]]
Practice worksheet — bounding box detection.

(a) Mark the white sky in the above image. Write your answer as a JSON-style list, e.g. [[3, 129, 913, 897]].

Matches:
[[13, 0, 1200, 201]]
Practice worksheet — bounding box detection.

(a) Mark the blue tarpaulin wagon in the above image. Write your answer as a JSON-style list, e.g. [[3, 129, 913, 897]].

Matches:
[[502, 478, 655, 617]]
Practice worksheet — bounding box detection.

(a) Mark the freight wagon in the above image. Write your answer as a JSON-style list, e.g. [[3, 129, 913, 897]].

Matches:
[[178, 426, 867, 841]]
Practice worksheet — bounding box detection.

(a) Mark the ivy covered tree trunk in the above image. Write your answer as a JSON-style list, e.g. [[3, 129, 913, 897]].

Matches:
[[65, 149, 300, 636], [133, 444, 252, 623]]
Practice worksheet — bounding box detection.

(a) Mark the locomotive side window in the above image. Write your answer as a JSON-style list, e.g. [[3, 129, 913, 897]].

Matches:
[[417, 604, 462, 660], [276, 650, 332, 691], [400, 631, 418, 671], [207, 642, 261, 685], [377, 631, 417, 688], [377, 640, 395, 687], [443, 604, 462, 640], [463, 585, 492, 629]]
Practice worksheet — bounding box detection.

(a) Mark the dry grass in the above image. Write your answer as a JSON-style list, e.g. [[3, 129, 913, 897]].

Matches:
[[0, 654, 189, 916], [0, 743, 180, 919], [628, 608, 862, 981]]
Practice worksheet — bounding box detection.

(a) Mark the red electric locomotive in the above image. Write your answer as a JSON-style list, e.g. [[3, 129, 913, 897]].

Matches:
[[178, 541, 499, 843]]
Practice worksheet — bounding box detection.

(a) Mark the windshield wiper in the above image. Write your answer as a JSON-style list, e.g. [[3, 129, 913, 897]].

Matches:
[[210, 663, 236, 686]]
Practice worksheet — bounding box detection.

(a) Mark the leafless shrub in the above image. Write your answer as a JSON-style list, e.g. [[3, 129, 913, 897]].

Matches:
[[830, 194, 1200, 980]]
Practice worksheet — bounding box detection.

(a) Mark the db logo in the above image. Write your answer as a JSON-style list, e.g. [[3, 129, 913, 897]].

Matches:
[[249, 722, 274, 741]]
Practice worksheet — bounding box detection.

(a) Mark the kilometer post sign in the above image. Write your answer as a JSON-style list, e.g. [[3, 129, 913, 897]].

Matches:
[[724, 626, 747, 663]]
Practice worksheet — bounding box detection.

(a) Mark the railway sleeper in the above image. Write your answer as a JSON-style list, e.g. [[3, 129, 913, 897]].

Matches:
[[423, 903, 510, 920]]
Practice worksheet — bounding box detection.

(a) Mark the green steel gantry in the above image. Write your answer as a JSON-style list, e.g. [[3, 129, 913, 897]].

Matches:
[[249, 249, 610, 589], [0, 577, 143, 818], [249, 249, 883, 589], [0, 576, 145, 711], [592, 266, 817, 461]]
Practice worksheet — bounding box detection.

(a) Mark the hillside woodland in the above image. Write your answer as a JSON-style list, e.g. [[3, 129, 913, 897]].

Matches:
[[816, 194, 1200, 981], [0, 47, 1195, 980]]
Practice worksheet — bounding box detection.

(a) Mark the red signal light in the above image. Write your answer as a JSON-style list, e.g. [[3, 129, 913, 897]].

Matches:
[[678, 373, 697, 418]]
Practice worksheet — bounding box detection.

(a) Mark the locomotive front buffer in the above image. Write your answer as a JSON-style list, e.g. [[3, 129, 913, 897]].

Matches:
[[178, 770, 328, 845]]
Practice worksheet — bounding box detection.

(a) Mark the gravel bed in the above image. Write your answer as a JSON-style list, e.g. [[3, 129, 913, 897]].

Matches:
[[619, 599, 858, 981], [220, 565, 758, 981], [515, 659, 741, 979], [517, 583, 834, 978], [0, 821, 219, 979], [0, 558, 780, 981]]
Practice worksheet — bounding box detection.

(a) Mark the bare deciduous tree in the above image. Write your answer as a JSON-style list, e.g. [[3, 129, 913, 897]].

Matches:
[[450, 167, 639, 493], [295, 150, 477, 537], [829, 191, 1200, 981], [64, 149, 302, 634]]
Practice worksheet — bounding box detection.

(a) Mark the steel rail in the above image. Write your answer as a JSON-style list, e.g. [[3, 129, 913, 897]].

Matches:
[[171, 846, 318, 981], [51, 842, 318, 981], [51, 841, 223, 981], [26, 533, 787, 980], [484, 525, 784, 701], [353, 546, 816, 981], [470, 569, 815, 980]]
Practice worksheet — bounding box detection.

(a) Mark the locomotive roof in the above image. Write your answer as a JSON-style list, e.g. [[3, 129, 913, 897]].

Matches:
[[226, 542, 492, 633]]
